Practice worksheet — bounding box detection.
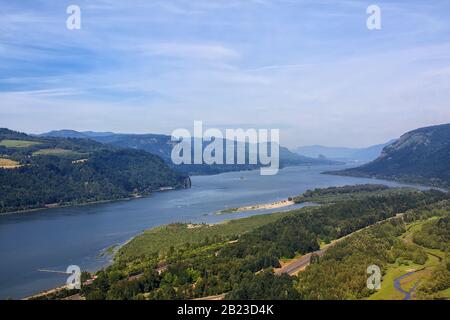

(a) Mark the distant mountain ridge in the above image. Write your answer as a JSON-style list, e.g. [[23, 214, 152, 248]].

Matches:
[[41, 130, 116, 139], [41, 130, 342, 175], [327, 123, 450, 188], [295, 140, 396, 162]]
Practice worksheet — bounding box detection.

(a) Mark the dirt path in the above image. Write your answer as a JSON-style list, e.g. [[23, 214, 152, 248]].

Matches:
[[394, 271, 420, 300]]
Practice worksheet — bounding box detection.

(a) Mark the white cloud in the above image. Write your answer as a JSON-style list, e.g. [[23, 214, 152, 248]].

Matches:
[[144, 43, 240, 61]]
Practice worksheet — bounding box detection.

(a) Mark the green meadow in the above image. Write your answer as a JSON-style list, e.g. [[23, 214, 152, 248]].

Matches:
[[0, 139, 42, 148], [32, 148, 84, 157]]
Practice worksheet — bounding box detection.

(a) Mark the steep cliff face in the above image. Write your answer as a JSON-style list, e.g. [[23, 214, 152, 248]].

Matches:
[[327, 124, 450, 188]]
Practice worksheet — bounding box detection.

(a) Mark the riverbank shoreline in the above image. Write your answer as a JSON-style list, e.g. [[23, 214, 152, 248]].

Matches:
[[323, 171, 449, 192], [0, 164, 354, 217], [0, 195, 147, 216], [0, 165, 323, 216], [0, 186, 184, 216]]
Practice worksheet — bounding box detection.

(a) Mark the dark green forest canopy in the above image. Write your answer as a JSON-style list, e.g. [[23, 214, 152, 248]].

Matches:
[[0, 129, 189, 213], [296, 204, 450, 300], [293, 184, 394, 203]]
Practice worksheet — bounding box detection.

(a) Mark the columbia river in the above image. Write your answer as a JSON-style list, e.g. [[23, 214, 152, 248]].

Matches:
[[0, 164, 427, 299]]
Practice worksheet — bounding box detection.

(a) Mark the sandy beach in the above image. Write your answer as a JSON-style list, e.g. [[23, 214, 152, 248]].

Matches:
[[217, 199, 295, 214]]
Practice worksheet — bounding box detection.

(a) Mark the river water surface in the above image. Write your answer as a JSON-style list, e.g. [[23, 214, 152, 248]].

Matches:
[[0, 165, 425, 299]]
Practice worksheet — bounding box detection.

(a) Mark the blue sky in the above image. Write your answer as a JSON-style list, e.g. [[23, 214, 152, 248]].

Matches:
[[1, 0, 450, 147]]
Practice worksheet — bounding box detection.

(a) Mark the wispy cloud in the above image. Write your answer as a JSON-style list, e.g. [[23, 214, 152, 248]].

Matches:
[[144, 43, 240, 61], [1, 0, 450, 147]]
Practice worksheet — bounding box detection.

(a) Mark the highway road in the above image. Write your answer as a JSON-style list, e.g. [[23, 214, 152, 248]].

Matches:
[[275, 248, 327, 275]]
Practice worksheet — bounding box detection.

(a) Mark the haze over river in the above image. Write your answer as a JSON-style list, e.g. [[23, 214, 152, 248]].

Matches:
[[0, 165, 426, 299]]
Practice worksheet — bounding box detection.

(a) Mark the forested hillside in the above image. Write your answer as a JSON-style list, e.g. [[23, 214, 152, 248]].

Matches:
[[0, 129, 189, 213], [327, 123, 450, 188], [297, 206, 450, 300]]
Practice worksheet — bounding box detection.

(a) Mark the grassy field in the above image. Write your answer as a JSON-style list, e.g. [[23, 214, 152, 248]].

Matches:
[[32, 148, 84, 157], [116, 210, 295, 262], [400, 218, 439, 243], [0, 158, 21, 169], [368, 262, 420, 300], [0, 139, 42, 148], [437, 287, 450, 298]]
